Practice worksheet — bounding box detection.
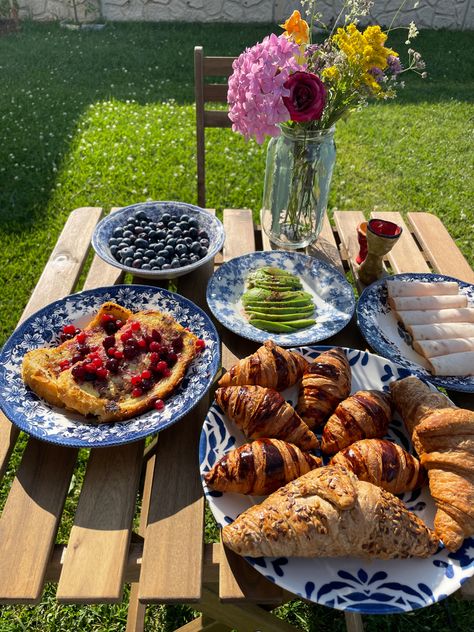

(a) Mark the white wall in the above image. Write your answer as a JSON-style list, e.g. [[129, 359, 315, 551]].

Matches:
[[17, 0, 474, 30]]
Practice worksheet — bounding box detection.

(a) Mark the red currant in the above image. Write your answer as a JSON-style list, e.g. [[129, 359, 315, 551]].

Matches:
[[132, 387, 143, 398]]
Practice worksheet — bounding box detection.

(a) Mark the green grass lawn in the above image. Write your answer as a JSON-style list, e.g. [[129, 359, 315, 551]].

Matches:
[[0, 20, 473, 632]]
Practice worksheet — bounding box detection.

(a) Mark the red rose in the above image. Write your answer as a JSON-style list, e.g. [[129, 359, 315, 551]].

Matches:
[[283, 71, 326, 122]]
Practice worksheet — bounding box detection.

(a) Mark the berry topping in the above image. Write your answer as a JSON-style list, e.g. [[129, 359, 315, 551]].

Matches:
[[132, 387, 143, 398], [105, 359, 120, 373], [95, 367, 109, 380], [131, 375, 142, 386], [106, 346, 117, 357], [141, 369, 152, 380], [151, 329, 162, 342], [154, 399, 165, 410], [72, 365, 86, 381], [103, 335, 116, 349], [131, 321, 141, 331], [196, 339, 206, 351], [76, 332, 87, 344], [171, 336, 183, 352], [167, 352, 178, 365], [63, 324, 77, 335], [149, 341, 161, 353], [59, 359, 70, 371]]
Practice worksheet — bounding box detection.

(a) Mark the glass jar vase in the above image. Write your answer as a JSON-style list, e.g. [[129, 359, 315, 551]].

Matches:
[[260, 125, 336, 249]]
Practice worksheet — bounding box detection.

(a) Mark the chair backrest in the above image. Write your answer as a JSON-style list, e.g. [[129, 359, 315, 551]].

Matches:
[[194, 46, 235, 208]]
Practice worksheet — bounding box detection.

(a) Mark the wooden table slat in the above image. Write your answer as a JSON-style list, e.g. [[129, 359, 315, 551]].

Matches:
[[0, 207, 103, 484], [306, 213, 344, 274], [332, 210, 366, 285], [82, 207, 124, 290], [407, 212, 474, 283], [223, 209, 255, 261], [57, 441, 144, 603], [0, 440, 78, 603], [369, 211, 430, 274]]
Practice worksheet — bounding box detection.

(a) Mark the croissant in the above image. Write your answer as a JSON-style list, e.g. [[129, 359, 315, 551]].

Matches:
[[296, 347, 351, 429], [222, 465, 438, 559], [218, 339, 308, 390], [390, 376, 474, 551], [321, 390, 392, 455], [331, 439, 426, 495], [215, 385, 319, 451], [204, 438, 321, 495]]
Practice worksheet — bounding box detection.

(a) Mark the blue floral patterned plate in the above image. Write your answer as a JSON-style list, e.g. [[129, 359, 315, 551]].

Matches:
[[199, 347, 474, 614], [206, 252, 355, 346], [357, 272, 474, 392], [0, 285, 220, 448]]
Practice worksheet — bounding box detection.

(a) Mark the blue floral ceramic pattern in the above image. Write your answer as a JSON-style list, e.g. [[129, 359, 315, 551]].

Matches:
[[0, 285, 220, 448], [92, 201, 225, 280], [199, 346, 474, 614], [206, 251, 355, 346], [357, 273, 474, 392]]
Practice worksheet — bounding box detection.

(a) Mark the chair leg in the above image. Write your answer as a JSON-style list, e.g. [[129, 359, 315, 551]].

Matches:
[[125, 583, 146, 632], [344, 611, 364, 632]]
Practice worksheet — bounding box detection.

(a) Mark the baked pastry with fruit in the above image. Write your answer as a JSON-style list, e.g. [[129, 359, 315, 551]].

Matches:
[[222, 465, 438, 559], [204, 438, 321, 496], [22, 301, 199, 423]]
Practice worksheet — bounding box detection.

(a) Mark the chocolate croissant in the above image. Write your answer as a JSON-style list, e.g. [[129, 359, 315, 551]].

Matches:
[[321, 390, 392, 455], [331, 439, 426, 494], [296, 347, 351, 429], [391, 376, 474, 551], [222, 465, 438, 559], [215, 385, 319, 451], [205, 438, 321, 495], [218, 340, 308, 391]]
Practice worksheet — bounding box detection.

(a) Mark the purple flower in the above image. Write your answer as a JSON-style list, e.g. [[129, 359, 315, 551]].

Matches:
[[227, 33, 304, 144], [282, 71, 326, 122], [387, 55, 402, 75], [369, 66, 386, 84]]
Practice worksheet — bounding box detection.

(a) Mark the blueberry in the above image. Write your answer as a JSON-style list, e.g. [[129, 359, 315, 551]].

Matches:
[[156, 230, 167, 240], [134, 226, 143, 235], [190, 254, 200, 263], [125, 222, 136, 231], [148, 230, 158, 240], [142, 257, 150, 263], [188, 218, 199, 228], [123, 257, 133, 266], [172, 228, 182, 238], [198, 230, 209, 240], [135, 211, 148, 221], [165, 244, 175, 254], [170, 259, 181, 268], [177, 221, 189, 231], [184, 236, 193, 246], [158, 249, 169, 259], [180, 214, 190, 222], [113, 227, 124, 237], [162, 263, 171, 269], [155, 256, 166, 267], [110, 245, 118, 256], [123, 230, 133, 238], [135, 238, 148, 249], [132, 259, 143, 268], [166, 237, 177, 247], [142, 263, 152, 270], [149, 259, 159, 268], [118, 239, 132, 248], [168, 221, 177, 229], [190, 242, 201, 254], [161, 213, 171, 224], [175, 243, 188, 256], [200, 238, 210, 248], [145, 249, 155, 258], [180, 257, 190, 266], [200, 246, 208, 257], [189, 227, 198, 239]]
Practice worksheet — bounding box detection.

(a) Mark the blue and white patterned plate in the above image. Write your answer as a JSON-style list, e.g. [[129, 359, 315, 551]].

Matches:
[[206, 252, 355, 346], [0, 285, 220, 448], [199, 347, 474, 614], [357, 272, 474, 392], [92, 201, 225, 280]]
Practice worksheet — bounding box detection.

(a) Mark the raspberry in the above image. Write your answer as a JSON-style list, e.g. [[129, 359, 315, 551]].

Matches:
[[132, 387, 143, 398], [141, 369, 152, 379]]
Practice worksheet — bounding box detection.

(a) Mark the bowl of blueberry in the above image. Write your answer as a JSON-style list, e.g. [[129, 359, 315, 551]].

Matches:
[[92, 201, 225, 280]]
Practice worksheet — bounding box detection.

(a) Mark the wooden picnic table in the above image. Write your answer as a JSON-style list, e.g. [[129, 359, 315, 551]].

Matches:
[[0, 207, 473, 632]]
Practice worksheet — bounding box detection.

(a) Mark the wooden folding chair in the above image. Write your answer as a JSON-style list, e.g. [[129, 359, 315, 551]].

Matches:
[[194, 46, 234, 208]]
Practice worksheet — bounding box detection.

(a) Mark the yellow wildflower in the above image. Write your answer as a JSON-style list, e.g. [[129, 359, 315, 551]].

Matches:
[[280, 10, 309, 45], [322, 66, 340, 82], [333, 23, 397, 94]]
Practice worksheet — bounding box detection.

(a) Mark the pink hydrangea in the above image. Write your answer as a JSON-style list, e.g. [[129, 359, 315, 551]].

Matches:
[[227, 33, 305, 144]]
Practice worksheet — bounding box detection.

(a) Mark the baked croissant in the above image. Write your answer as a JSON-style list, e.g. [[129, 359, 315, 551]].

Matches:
[[321, 390, 392, 455], [215, 385, 319, 451], [218, 340, 308, 391], [331, 439, 426, 495], [222, 465, 438, 559], [204, 438, 321, 495], [296, 347, 351, 429], [391, 376, 474, 551]]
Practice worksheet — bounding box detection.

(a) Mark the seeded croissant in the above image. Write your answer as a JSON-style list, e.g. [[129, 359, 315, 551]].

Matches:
[[331, 439, 426, 495], [215, 385, 319, 451], [218, 340, 308, 391], [222, 465, 438, 559], [321, 390, 392, 455], [391, 376, 474, 551], [296, 347, 351, 429], [205, 438, 321, 495]]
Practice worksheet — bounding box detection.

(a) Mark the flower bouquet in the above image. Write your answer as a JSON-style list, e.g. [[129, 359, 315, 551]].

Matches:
[[227, 1, 426, 248]]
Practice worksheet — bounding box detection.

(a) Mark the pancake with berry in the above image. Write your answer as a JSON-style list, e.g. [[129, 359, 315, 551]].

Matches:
[[22, 302, 200, 423]]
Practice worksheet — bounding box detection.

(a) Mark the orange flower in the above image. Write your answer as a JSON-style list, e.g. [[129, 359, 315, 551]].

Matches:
[[280, 10, 309, 45]]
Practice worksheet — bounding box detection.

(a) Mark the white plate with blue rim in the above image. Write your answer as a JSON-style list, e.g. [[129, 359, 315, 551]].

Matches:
[[0, 285, 220, 448], [199, 347, 474, 614], [206, 251, 355, 346], [357, 272, 474, 392]]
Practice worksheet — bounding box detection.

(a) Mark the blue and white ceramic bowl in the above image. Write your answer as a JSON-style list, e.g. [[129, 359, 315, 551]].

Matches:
[[92, 201, 225, 280], [357, 272, 474, 392], [206, 251, 355, 346], [199, 347, 474, 614], [0, 285, 220, 448]]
